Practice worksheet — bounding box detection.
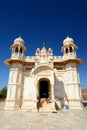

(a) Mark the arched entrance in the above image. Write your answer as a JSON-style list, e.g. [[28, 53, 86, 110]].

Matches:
[[37, 78, 53, 112], [38, 78, 51, 99]]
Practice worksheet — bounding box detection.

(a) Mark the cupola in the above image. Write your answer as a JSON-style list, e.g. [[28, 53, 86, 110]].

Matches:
[[35, 48, 41, 56], [62, 36, 78, 58], [11, 36, 26, 59], [48, 48, 53, 56]]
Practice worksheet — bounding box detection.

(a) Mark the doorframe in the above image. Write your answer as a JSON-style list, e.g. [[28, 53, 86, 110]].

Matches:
[[37, 78, 51, 99]]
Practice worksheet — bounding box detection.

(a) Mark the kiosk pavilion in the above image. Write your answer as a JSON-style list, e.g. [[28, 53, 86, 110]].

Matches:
[[4, 36, 83, 111]]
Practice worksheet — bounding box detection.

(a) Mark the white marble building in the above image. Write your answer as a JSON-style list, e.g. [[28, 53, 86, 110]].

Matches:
[[4, 36, 83, 111]]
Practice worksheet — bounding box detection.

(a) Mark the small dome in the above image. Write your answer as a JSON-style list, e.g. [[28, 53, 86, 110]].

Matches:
[[36, 48, 40, 51], [63, 36, 74, 44], [14, 36, 24, 45], [36, 48, 40, 54], [48, 48, 52, 51], [48, 48, 53, 53]]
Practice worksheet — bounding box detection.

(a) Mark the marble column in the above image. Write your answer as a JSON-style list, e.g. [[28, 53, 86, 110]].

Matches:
[[51, 84, 56, 111], [32, 84, 38, 112]]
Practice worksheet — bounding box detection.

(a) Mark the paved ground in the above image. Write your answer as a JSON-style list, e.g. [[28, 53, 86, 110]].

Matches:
[[0, 102, 87, 130]]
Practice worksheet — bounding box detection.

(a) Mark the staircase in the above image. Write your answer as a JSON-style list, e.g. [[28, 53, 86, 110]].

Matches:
[[38, 98, 52, 112]]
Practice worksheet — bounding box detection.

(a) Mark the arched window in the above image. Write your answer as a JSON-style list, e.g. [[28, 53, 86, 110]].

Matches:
[[20, 48, 23, 54], [70, 47, 73, 53], [15, 47, 18, 53], [66, 48, 68, 54]]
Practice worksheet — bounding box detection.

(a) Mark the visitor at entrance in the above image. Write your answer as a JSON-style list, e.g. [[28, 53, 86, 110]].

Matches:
[[37, 97, 43, 112], [47, 92, 51, 103]]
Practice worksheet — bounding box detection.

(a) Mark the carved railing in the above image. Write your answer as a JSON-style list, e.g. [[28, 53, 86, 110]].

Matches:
[[54, 56, 62, 60], [25, 56, 35, 61]]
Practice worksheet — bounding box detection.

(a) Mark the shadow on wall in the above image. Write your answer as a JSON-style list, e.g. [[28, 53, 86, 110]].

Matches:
[[54, 77, 69, 110]]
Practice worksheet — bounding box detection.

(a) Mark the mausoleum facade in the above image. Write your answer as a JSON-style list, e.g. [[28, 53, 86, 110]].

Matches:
[[4, 36, 83, 111]]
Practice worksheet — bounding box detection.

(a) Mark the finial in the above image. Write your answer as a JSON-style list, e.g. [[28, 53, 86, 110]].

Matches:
[[19, 35, 21, 38], [43, 42, 45, 47], [67, 36, 69, 38]]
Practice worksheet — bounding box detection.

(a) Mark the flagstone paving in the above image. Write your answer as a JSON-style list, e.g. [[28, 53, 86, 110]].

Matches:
[[0, 102, 87, 130]]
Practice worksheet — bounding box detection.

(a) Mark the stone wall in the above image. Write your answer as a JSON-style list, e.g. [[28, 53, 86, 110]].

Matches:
[[81, 89, 87, 100]]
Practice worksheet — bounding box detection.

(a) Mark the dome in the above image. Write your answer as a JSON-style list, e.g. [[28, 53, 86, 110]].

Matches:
[[63, 36, 74, 44], [62, 36, 78, 51], [14, 36, 25, 45]]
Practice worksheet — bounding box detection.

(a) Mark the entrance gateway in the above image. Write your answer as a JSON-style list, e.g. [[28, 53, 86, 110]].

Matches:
[[37, 78, 52, 111], [4, 36, 84, 111]]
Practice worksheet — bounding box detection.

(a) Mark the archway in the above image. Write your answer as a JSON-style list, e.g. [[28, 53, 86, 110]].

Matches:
[[38, 79, 51, 99]]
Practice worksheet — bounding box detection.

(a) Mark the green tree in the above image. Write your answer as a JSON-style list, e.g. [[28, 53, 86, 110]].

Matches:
[[0, 93, 3, 98], [0, 87, 7, 99]]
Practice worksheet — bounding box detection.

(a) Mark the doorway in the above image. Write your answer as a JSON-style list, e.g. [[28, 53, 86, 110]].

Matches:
[[37, 79, 52, 111], [39, 79, 50, 99]]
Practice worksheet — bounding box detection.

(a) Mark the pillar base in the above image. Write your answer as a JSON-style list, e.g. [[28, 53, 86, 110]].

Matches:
[[4, 106, 21, 110], [68, 100, 84, 109]]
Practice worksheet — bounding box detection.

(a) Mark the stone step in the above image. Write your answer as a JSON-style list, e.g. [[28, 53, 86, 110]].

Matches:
[[39, 101, 52, 112]]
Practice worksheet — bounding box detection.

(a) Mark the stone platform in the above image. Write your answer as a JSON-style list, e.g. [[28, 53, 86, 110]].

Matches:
[[0, 102, 87, 130]]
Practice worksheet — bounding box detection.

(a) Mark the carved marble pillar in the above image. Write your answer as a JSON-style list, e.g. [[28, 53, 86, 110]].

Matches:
[[32, 84, 38, 112], [51, 84, 56, 111]]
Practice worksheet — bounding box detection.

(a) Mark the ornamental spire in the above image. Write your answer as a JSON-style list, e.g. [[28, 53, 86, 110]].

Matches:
[[43, 42, 46, 47]]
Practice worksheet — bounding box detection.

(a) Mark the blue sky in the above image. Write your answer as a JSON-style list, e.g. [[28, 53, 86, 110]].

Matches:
[[0, 0, 87, 89]]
